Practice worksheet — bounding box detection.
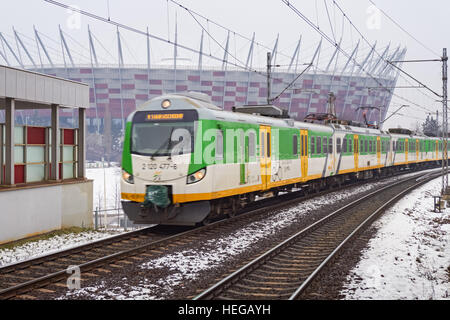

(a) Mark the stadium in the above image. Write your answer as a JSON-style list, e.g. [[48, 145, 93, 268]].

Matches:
[[0, 25, 405, 161]]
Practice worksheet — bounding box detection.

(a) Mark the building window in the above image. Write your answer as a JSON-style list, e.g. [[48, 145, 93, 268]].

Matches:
[[0, 125, 79, 185]]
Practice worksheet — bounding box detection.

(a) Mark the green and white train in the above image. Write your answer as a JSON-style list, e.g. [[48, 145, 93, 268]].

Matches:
[[121, 92, 446, 225]]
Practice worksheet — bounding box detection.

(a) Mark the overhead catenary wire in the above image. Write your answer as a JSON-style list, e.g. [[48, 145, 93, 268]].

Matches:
[[331, 0, 442, 100], [280, 0, 438, 116], [167, 0, 294, 62], [35, 0, 436, 124], [367, 0, 441, 58]]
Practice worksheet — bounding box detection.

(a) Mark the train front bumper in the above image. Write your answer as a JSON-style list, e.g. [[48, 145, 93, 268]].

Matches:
[[121, 200, 211, 226]]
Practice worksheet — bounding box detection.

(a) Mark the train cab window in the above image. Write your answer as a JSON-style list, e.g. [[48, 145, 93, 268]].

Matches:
[[293, 134, 298, 156], [337, 138, 341, 153]]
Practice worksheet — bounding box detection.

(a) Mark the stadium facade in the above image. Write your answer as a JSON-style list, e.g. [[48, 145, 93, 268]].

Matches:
[[0, 27, 405, 161]]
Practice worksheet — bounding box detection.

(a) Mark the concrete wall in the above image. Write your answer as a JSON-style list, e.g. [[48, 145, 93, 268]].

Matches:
[[0, 180, 93, 244]]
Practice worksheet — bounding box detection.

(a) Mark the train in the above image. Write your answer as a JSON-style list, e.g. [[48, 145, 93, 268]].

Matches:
[[120, 92, 446, 225]]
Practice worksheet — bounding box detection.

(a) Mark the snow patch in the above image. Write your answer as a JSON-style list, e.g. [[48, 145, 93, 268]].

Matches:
[[341, 177, 450, 300]]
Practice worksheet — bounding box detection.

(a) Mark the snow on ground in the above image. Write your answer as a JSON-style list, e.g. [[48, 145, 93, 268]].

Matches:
[[0, 230, 119, 267], [0, 166, 125, 268], [86, 165, 122, 210], [61, 177, 416, 299], [341, 177, 450, 300]]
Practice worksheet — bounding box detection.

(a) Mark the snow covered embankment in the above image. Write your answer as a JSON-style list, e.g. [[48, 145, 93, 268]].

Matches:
[[341, 178, 450, 300]]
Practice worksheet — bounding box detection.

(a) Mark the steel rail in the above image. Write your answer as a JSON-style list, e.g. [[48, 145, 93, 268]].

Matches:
[[288, 172, 440, 299], [0, 226, 156, 274], [0, 167, 440, 299], [193, 171, 441, 300]]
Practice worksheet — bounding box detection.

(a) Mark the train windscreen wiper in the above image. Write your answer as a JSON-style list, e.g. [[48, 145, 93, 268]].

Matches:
[[150, 127, 174, 160]]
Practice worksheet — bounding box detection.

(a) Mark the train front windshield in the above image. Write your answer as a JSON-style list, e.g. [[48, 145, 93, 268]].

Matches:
[[131, 110, 197, 157]]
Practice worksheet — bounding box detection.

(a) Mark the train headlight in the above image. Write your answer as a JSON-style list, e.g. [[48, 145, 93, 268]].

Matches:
[[187, 168, 206, 184], [161, 99, 171, 109], [122, 170, 134, 184]]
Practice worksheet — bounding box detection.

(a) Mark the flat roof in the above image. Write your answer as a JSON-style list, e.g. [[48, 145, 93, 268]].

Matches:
[[0, 65, 89, 110]]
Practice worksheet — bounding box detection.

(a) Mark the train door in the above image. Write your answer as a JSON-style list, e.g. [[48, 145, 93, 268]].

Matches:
[[405, 139, 409, 163], [436, 140, 439, 159], [416, 140, 419, 162], [300, 129, 308, 179], [259, 125, 271, 190], [376, 137, 381, 167], [353, 135, 359, 171]]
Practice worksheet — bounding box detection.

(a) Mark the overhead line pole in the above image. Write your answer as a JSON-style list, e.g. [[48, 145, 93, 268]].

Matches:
[[442, 49, 448, 196], [387, 50, 448, 196]]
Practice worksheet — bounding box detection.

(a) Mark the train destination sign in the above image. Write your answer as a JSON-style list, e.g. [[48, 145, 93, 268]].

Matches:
[[133, 110, 199, 123], [146, 113, 184, 120]]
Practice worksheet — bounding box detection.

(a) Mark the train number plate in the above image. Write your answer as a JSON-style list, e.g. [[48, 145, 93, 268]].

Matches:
[[142, 162, 178, 170]]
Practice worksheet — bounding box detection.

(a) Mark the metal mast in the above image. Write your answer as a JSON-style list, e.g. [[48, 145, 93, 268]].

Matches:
[[442, 48, 448, 195], [267, 52, 272, 104]]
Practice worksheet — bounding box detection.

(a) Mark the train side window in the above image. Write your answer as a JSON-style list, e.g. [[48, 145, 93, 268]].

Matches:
[[248, 131, 256, 159], [328, 137, 333, 154], [267, 132, 271, 157], [342, 138, 347, 153], [311, 137, 315, 155], [323, 137, 328, 155], [260, 132, 265, 157], [317, 137, 322, 155], [365, 139, 368, 154], [300, 135, 303, 157], [337, 138, 341, 153], [304, 135, 308, 156], [305, 135, 308, 156], [293, 134, 298, 156]]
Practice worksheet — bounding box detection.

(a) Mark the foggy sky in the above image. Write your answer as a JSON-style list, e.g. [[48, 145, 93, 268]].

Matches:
[[1, 0, 448, 130]]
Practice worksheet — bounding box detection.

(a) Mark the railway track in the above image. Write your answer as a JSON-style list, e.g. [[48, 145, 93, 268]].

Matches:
[[0, 167, 440, 300], [0, 225, 191, 299], [193, 171, 441, 300]]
